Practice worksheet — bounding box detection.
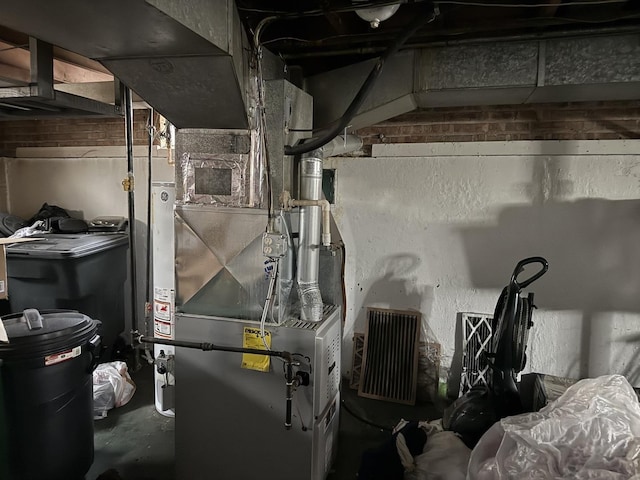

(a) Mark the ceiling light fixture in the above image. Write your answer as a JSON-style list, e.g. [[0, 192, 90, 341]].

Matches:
[[355, 3, 401, 28]]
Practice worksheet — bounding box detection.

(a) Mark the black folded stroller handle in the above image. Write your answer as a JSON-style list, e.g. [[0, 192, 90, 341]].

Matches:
[[511, 256, 549, 290]]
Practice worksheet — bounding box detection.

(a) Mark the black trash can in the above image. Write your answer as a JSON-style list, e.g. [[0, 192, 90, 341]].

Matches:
[[6, 233, 127, 358], [0, 308, 101, 480]]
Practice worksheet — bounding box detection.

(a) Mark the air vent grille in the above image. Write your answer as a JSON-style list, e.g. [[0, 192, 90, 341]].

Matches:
[[283, 304, 338, 330], [350, 333, 365, 390], [459, 312, 493, 396], [289, 320, 318, 330], [358, 308, 420, 405], [326, 331, 341, 402]]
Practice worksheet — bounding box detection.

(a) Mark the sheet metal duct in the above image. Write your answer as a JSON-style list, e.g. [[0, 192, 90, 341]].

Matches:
[[0, 0, 249, 129], [175, 205, 269, 319], [306, 33, 640, 130], [297, 153, 325, 322]]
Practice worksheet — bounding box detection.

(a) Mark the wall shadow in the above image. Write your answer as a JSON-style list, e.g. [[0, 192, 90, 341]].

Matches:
[[354, 253, 438, 402], [460, 198, 640, 312], [460, 197, 640, 377], [448, 312, 466, 399], [356, 253, 434, 339]]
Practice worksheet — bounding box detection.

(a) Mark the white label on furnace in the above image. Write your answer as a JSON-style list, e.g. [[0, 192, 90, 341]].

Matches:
[[154, 319, 172, 338], [154, 287, 174, 303], [45, 346, 82, 366], [154, 288, 174, 322], [154, 300, 172, 322]]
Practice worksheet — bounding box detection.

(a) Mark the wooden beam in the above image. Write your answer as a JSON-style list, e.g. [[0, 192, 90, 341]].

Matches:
[[0, 62, 29, 84], [0, 40, 112, 84], [53, 46, 111, 75]]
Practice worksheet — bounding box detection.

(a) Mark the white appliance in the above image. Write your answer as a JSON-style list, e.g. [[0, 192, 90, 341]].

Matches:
[[152, 182, 176, 417]]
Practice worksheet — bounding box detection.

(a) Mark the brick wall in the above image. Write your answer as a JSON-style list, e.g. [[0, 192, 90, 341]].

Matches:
[[0, 110, 153, 157], [356, 100, 640, 155], [1, 101, 639, 157]]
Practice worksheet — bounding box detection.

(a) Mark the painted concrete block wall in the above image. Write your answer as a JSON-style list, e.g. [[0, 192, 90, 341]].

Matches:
[[326, 140, 640, 388], [5, 146, 175, 338]]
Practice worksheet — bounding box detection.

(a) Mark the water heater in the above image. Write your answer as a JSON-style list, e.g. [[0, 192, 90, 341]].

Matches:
[[151, 182, 176, 417]]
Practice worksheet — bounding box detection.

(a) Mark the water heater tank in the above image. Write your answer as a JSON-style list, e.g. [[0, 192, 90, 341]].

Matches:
[[152, 182, 176, 417]]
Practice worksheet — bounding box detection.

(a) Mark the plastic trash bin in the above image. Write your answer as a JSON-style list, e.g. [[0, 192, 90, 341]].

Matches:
[[0, 308, 101, 480], [6, 233, 128, 357]]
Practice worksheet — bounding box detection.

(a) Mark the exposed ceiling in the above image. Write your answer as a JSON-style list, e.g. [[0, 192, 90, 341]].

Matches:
[[0, 26, 122, 119], [0, 0, 638, 123], [238, 0, 640, 75]]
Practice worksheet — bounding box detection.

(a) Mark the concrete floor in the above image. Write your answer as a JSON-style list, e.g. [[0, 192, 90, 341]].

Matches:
[[87, 362, 441, 480]]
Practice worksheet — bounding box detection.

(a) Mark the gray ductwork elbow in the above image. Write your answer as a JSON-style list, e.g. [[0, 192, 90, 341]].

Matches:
[[298, 281, 324, 323]]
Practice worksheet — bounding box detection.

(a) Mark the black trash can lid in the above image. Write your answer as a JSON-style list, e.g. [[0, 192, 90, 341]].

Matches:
[[0, 213, 27, 237], [0, 308, 99, 360]]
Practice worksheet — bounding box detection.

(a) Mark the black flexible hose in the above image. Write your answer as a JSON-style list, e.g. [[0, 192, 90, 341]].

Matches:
[[284, 6, 437, 156], [136, 334, 292, 362], [137, 333, 295, 428], [341, 398, 392, 432]]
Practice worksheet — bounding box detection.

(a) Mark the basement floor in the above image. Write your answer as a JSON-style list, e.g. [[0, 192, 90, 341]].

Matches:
[[86, 360, 442, 480]]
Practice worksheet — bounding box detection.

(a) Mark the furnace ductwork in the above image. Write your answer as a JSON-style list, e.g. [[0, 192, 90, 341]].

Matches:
[[0, 0, 249, 129], [297, 153, 325, 322]]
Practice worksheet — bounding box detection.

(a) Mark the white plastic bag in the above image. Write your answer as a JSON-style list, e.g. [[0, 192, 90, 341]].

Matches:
[[93, 361, 136, 419], [406, 431, 471, 480], [9, 220, 48, 239], [468, 374, 640, 479]]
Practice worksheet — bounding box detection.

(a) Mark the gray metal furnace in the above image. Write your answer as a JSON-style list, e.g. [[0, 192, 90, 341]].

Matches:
[[172, 204, 344, 480], [175, 307, 341, 480], [167, 79, 355, 480]]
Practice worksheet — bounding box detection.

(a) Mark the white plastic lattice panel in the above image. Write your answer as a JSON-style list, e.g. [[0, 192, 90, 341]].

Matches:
[[459, 312, 493, 397]]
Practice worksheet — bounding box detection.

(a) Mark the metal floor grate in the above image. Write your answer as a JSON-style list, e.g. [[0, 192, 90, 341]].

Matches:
[[459, 312, 493, 396], [358, 308, 420, 405]]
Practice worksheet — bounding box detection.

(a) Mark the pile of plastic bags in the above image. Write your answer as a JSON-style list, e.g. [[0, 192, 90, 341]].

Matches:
[[469, 375, 640, 479], [93, 361, 136, 419], [361, 375, 640, 479]]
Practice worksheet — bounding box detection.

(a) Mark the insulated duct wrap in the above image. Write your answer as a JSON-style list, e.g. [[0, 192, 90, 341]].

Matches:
[[180, 153, 248, 206], [177, 130, 265, 208]]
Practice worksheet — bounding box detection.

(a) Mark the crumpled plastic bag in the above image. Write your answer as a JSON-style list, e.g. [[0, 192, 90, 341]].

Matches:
[[405, 430, 471, 480], [468, 374, 640, 479], [10, 220, 48, 239], [93, 361, 136, 419]]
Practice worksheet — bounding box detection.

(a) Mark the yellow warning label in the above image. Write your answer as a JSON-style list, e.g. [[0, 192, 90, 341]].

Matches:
[[241, 327, 271, 372]]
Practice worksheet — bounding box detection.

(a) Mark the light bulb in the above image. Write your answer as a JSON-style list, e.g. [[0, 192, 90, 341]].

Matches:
[[355, 4, 400, 28]]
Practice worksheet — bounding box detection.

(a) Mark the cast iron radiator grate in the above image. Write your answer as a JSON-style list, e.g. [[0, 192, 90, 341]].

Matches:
[[358, 308, 421, 405]]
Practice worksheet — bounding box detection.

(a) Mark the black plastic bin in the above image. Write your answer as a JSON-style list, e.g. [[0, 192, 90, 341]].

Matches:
[[0, 308, 101, 480], [6, 233, 128, 357]]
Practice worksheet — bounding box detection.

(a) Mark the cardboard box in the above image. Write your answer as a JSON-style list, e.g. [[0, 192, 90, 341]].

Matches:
[[0, 237, 42, 301]]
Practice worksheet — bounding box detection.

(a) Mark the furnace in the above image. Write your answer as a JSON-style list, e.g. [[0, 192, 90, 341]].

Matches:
[[141, 78, 358, 480]]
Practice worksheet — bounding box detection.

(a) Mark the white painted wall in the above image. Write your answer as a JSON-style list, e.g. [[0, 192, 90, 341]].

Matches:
[[326, 140, 640, 388], [5, 140, 640, 390], [4, 145, 175, 337]]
